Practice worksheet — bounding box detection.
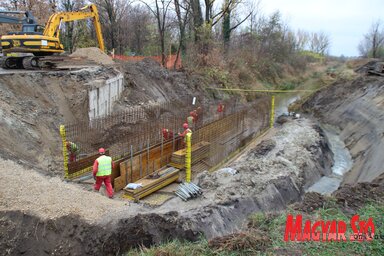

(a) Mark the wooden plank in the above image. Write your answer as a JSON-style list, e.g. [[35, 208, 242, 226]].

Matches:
[[124, 167, 179, 198], [129, 175, 179, 200], [114, 176, 125, 192], [111, 157, 125, 187]]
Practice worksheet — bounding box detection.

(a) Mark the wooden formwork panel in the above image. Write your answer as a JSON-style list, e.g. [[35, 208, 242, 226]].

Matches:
[[117, 140, 178, 191]]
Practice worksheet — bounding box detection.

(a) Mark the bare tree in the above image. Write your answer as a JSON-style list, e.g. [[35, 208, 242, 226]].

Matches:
[[222, 0, 251, 50], [309, 31, 330, 55], [174, 0, 190, 68], [58, 0, 85, 53], [140, 0, 172, 66], [358, 20, 384, 58], [92, 0, 130, 53], [295, 29, 309, 51], [247, 0, 261, 33], [190, 0, 203, 42], [125, 5, 152, 55]]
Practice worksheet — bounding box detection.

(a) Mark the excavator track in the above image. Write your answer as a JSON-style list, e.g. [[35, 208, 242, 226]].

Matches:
[[0, 56, 23, 69], [21, 56, 40, 70], [0, 55, 97, 70]]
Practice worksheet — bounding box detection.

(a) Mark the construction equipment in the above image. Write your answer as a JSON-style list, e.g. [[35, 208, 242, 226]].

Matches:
[[0, 10, 41, 34], [0, 4, 105, 69]]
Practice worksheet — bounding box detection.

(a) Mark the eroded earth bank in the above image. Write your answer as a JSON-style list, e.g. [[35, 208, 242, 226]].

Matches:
[[1, 59, 383, 255]]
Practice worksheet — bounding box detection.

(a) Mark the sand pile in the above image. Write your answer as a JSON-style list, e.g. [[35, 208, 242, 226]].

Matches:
[[70, 47, 114, 65]]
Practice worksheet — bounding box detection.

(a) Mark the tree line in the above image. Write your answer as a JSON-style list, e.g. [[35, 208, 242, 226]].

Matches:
[[1, 1, 381, 72]]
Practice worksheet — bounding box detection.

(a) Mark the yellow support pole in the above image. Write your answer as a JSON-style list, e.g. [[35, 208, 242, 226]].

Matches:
[[60, 125, 69, 179], [185, 132, 192, 183], [206, 88, 313, 93], [270, 95, 275, 128]]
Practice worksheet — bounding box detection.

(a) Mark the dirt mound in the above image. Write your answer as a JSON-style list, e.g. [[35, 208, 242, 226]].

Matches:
[[195, 118, 333, 207], [333, 182, 384, 211], [208, 230, 271, 252], [116, 58, 220, 108], [292, 173, 384, 214], [249, 139, 276, 157], [291, 192, 327, 213], [70, 47, 114, 65]]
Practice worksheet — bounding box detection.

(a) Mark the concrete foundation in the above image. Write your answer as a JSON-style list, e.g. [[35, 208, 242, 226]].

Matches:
[[88, 72, 124, 120]]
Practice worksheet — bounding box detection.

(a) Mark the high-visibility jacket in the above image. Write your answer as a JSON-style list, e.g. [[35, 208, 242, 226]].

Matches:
[[95, 155, 112, 176], [67, 142, 79, 153], [180, 128, 192, 142], [187, 116, 194, 127]]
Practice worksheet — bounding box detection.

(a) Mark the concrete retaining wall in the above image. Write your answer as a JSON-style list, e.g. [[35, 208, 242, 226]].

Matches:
[[88, 73, 124, 120]]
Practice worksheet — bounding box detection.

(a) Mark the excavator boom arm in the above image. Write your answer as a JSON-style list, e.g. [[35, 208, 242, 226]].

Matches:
[[43, 4, 105, 52]]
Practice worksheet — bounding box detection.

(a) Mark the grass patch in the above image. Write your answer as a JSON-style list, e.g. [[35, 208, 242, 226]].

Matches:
[[125, 202, 383, 256]]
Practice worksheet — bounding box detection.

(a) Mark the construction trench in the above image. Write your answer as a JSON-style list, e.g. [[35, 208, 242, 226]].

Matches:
[[0, 54, 384, 255]]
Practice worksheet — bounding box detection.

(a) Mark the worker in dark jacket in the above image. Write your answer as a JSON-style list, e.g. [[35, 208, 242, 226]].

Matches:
[[93, 148, 114, 199]]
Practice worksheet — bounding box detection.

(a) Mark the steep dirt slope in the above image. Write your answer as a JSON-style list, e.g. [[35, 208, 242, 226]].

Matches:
[[115, 59, 222, 109], [0, 67, 120, 173], [303, 73, 384, 183]]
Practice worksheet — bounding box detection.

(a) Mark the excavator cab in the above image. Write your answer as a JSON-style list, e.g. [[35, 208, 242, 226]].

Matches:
[[7, 24, 44, 35]]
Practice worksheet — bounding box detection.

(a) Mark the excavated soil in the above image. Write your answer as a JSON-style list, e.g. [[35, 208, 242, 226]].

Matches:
[[291, 192, 327, 213], [70, 47, 115, 65], [115, 58, 213, 108], [333, 172, 384, 211], [302, 64, 384, 183]]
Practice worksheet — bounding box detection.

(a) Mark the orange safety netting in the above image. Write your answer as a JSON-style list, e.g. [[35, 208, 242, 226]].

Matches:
[[111, 54, 182, 70]]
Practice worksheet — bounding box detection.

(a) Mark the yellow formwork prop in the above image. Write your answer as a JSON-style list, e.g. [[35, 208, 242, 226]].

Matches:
[[59, 125, 69, 179], [270, 95, 275, 128], [185, 132, 192, 183]]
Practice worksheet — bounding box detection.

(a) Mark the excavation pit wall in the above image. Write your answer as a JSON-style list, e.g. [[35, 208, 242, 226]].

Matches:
[[0, 66, 122, 173], [302, 74, 384, 183], [0, 118, 333, 255]]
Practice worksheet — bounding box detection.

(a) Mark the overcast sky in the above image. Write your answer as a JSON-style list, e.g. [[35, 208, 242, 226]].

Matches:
[[259, 0, 382, 56]]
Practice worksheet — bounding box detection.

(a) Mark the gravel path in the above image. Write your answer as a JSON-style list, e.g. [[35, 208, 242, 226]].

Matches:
[[0, 158, 131, 223]]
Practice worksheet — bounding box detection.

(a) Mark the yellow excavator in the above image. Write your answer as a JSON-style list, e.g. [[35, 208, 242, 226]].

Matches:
[[0, 4, 105, 69]]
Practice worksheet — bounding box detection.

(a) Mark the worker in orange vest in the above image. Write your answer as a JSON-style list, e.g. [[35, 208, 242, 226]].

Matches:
[[93, 148, 114, 199]]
